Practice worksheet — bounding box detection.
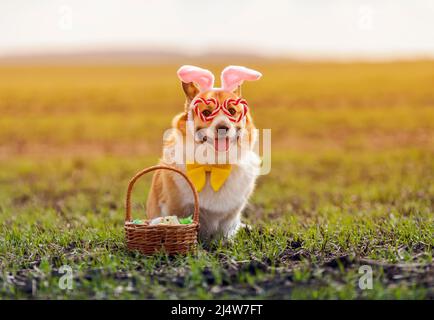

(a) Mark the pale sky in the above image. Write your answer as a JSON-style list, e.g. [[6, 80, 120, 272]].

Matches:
[[1, 0, 434, 59]]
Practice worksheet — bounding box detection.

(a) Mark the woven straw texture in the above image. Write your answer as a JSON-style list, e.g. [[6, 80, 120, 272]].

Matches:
[[124, 165, 200, 255]]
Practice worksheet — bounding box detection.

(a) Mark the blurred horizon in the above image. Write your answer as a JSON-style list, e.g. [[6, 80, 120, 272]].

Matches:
[[1, 0, 434, 62]]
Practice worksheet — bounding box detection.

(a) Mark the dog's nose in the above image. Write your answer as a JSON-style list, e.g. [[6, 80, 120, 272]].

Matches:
[[216, 124, 229, 135]]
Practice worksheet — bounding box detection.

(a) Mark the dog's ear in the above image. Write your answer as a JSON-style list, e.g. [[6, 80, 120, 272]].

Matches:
[[182, 81, 200, 102]]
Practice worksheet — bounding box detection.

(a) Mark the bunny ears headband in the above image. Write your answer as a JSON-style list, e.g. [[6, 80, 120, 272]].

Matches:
[[177, 65, 262, 93]]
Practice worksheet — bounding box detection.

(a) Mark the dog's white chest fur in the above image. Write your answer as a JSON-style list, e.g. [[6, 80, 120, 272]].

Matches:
[[170, 151, 260, 239]]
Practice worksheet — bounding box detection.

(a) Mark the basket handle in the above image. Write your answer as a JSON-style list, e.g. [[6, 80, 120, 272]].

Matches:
[[125, 165, 200, 224]]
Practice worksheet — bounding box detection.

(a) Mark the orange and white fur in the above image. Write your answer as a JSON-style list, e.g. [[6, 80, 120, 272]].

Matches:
[[146, 65, 262, 241]]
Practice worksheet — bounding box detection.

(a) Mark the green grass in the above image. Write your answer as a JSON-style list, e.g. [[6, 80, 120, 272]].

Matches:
[[0, 61, 433, 299], [1, 150, 432, 299]]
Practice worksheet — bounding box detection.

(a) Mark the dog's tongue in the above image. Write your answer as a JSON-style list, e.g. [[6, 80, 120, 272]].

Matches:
[[214, 137, 229, 152]]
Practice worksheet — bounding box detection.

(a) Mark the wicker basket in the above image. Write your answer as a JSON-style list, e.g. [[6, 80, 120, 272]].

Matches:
[[124, 165, 200, 255]]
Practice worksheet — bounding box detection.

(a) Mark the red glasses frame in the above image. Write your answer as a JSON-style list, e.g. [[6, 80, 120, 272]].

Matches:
[[192, 97, 248, 123]]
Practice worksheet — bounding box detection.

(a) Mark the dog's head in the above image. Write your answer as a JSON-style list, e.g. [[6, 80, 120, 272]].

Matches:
[[173, 65, 262, 162]]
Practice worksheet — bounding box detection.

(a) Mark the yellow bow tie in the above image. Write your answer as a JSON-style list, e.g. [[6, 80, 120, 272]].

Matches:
[[186, 163, 232, 192]]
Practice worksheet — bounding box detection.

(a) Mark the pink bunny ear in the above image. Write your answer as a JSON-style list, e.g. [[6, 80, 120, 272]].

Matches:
[[177, 65, 215, 92], [221, 66, 262, 92]]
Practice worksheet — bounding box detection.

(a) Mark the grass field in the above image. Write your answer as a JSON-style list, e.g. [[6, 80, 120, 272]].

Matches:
[[0, 61, 433, 299]]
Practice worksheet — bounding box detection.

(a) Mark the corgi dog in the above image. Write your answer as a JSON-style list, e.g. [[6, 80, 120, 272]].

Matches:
[[146, 65, 262, 241]]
